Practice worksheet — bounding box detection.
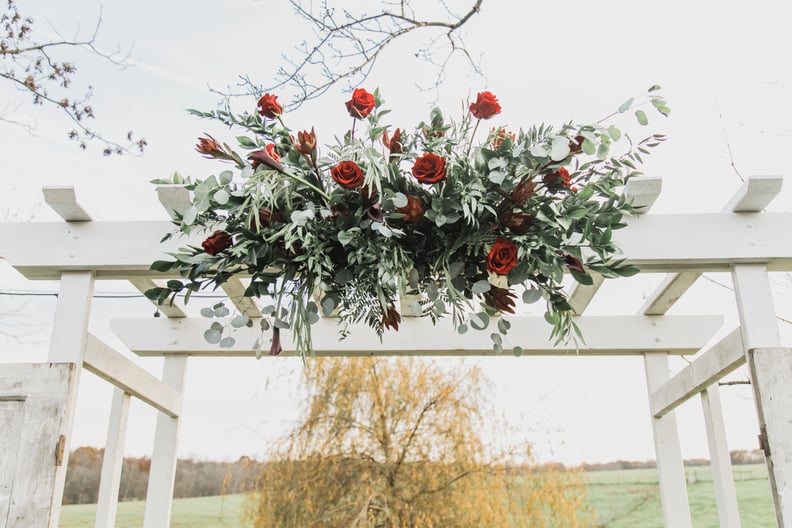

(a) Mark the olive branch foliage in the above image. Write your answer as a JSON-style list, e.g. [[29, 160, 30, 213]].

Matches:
[[147, 86, 668, 359]]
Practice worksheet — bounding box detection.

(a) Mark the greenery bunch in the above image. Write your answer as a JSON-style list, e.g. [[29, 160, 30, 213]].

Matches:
[[148, 87, 667, 357]]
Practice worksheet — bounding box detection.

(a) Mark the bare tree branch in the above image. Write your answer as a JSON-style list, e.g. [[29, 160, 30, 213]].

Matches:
[[0, 0, 145, 155]]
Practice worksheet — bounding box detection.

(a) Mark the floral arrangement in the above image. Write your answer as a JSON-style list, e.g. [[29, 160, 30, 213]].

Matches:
[[147, 87, 667, 358]]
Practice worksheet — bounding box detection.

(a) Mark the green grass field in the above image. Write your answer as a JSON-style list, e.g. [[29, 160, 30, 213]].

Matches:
[[59, 464, 776, 527]]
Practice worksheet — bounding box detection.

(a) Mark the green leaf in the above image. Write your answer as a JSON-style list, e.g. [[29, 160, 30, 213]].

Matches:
[[635, 109, 649, 126], [219, 336, 236, 348], [497, 318, 511, 334], [200, 307, 214, 318], [236, 136, 257, 148], [570, 269, 594, 285], [218, 171, 233, 185], [231, 315, 250, 328], [182, 206, 198, 226], [469, 312, 490, 331], [607, 125, 622, 141], [150, 260, 176, 273], [214, 305, 230, 317], [392, 192, 408, 208], [648, 84, 662, 92], [321, 296, 337, 316], [204, 328, 222, 344], [213, 189, 230, 205], [472, 280, 492, 294], [512, 346, 523, 357], [522, 288, 541, 304], [457, 323, 468, 335], [550, 138, 571, 161], [618, 98, 634, 113]]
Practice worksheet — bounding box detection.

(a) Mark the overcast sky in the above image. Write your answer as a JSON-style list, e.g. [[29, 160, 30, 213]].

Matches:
[[1, 0, 791, 464]]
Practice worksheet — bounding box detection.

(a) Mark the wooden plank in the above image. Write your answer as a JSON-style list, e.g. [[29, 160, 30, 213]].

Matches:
[[701, 385, 742, 528], [129, 278, 187, 318], [644, 353, 693, 528], [156, 185, 191, 220], [94, 389, 131, 528], [221, 277, 262, 318], [624, 176, 662, 213], [0, 363, 77, 528], [641, 272, 701, 316], [143, 357, 188, 528], [83, 334, 181, 417], [3, 213, 792, 280], [568, 273, 604, 315], [650, 329, 744, 418], [42, 186, 92, 222], [725, 175, 783, 213], [732, 263, 789, 526], [110, 314, 723, 357]]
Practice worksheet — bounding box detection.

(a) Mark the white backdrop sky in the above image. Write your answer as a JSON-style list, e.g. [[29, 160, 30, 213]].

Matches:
[[1, 0, 791, 464]]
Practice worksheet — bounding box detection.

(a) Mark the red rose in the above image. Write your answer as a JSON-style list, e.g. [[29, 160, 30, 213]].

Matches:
[[543, 167, 572, 191], [487, 237, 518, 275], [411, 152, 447, 184], [345, 88, 376, 119], [331, 160, 365, 188], [469, 91, 502, 119], [202, 230, 232, 255], [396, 195, 424, 221], [257, 93, 282, 119]]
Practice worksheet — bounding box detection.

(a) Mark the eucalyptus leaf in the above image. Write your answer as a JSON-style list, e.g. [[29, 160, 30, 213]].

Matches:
[[204, 328, 222, 344], [200, 307, 214, 318], [182, 206, 198, 226], [472, 280, 492, 294], [231, 314, 250, 328], [635, 109, 649, 126], [213, 189, 230, 205], [219, 336, 236, 348]]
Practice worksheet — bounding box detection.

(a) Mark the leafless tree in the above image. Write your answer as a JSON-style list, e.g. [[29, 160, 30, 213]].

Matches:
[[0, 0, 145, 155], [227, 0, 485, 108]]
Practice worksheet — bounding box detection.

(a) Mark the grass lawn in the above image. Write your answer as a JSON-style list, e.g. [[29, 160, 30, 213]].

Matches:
[[60, 464, 776, 527]]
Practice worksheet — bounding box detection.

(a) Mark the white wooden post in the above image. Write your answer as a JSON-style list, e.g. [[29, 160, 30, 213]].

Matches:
[[143, 356, 188, 528], [94, 388, 131, 528], [701, 384, 741, 527], [47, 271, 95, 528], [732, 263, 790, 527], [644, 352, 693, 528]]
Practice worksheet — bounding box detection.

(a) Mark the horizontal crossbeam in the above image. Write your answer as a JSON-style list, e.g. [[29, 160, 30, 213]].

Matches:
[[3, 213, 792, 280], [83, 334, 182, 417], [110, 315, 723, 357], [649, 329, 745, 418]]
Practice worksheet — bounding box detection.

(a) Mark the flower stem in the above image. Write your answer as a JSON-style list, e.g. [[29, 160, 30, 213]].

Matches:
[[466, 118, 481, 157]]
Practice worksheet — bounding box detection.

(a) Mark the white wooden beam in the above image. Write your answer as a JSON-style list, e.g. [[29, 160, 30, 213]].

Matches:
[[156, 185, 191, 220], [568, 273, 604, 315], [43, 186, 92, 222], [701, 385, 742, 528], [650, 328, 745, 418], [110, 314, 722, 357], [641, 272, 701, 316], [644, 353, 693, 528], [143, 356, 188, 528], [625, 176, 662, 213], [94, 388, 130, 528], [732, 264, 790, 526], [725, 175, 783, 213], [83, 334, 182, 417], [4, 213, 792, 280], [129, 278, 187, 318], [221, 277, 262, 318]]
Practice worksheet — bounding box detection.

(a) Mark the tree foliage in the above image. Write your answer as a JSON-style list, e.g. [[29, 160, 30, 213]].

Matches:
[[244, 357, 591, 527], [0, 0, 145, 154]]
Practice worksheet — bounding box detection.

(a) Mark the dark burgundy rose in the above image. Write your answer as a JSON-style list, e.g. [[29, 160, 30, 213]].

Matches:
[[382, 305, 401, 331], [561, 252, 586, 274], [411, 152, 447, 184], [543, 167, 572, 191], [396, 195, 424, 221], [202, 230, 232, 255], [503, 212, 533, 234], [469, 91, 502, 119], [257, 93, 282, 119], [331, 160, 365, 188], [345, 88, 376, 119], [482, 285, 517, 314], [249, 145, 285, 172], [487, 237, 519, 275]]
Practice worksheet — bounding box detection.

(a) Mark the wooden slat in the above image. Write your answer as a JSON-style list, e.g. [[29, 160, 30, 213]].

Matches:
[[83, 334, 182, 417], [625, 176, 662, 213], [650, 329, 745, 417], [568, 273, 604, 315], [129, 278, 187, 318], [641, 272, 701, 316], [110, 314, 723, 357], [156, 185, 191, 220], [221, 278, 261, 318], [43, 186, 92, 222]]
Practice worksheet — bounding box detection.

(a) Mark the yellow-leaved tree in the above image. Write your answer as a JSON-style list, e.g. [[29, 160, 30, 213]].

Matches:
[[244, 357, 592, 527]]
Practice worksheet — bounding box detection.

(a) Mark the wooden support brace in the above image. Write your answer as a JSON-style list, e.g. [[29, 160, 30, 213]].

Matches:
[[43, 186, 92, 222], [94, 388, 131, 528]]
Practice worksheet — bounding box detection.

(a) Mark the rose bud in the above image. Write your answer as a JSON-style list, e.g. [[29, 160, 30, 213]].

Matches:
[[411, 152, 447, 184], [381, 305, 402, 331], [560, 252, 586, 274], [482, 285, 517, 314], [345, 88, 376, 119], [295, 127, 317, 157], [395, 195, 424, 222], [469, 91, 502, 120], [248, 144, 285, 173], [202, 230, 232, 256], [543, 167, 572, 191], [487, 237, 519, 275], [503, 212, 533, 234], [257, 93, 282, 119], [490, 127, 516, 149]]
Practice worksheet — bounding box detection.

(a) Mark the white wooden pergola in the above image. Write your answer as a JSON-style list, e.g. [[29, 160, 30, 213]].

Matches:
[[1, 175, 791, 528]]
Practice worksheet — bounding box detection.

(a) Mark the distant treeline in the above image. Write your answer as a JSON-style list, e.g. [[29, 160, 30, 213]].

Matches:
[[580, 449, 765, 472], [62, 446, 766, 505], [62, 447, 264, 505]]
